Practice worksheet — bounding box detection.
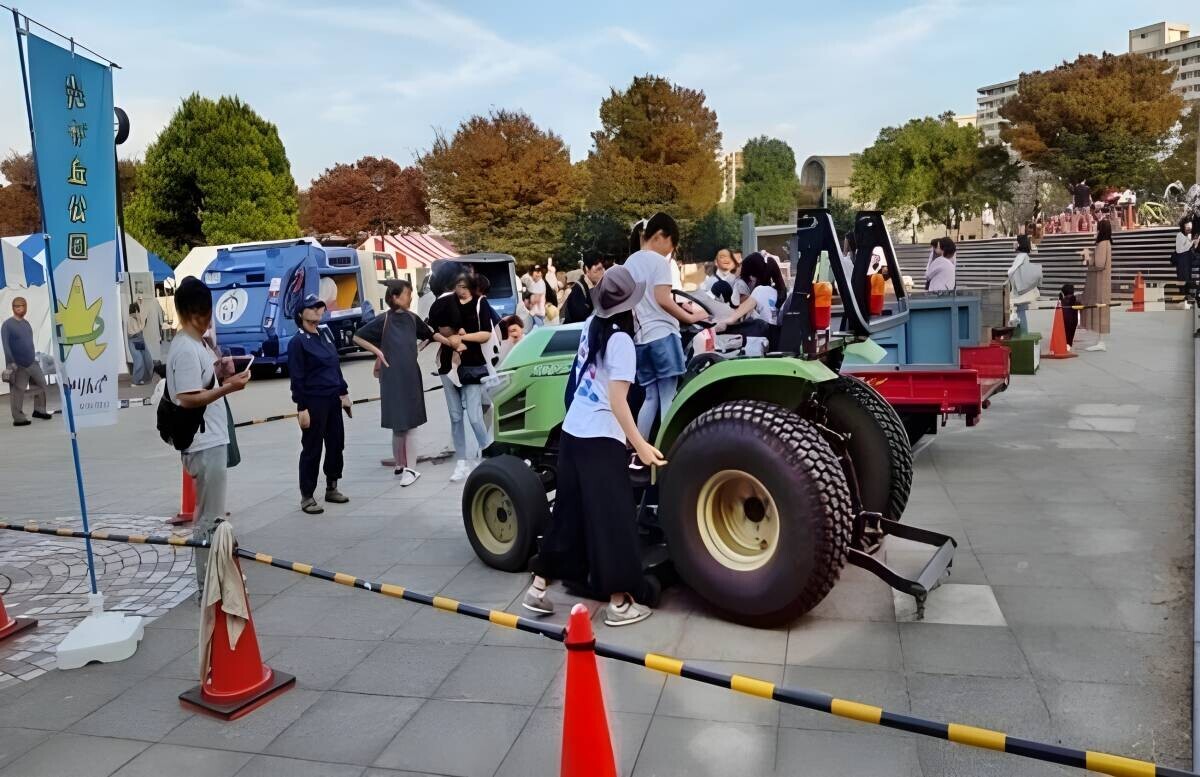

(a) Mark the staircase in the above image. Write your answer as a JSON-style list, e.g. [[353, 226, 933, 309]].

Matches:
[[895, 227, 1181, 301]]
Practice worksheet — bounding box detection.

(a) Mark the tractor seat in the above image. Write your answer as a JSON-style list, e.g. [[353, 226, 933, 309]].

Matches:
[[679, 352, 726, 389]]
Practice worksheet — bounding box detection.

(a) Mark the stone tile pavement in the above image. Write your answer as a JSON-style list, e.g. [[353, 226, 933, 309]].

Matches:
[[0, 310, 1191, 776]]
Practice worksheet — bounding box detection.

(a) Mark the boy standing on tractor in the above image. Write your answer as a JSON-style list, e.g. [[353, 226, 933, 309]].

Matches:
[[623, 213, 708, 442]]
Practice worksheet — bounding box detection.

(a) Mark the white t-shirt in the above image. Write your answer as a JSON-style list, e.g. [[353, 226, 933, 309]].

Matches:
[[166, 333, 228, 453], [623, 250, 677, 345], [732, 278, 750, 305], [526, 278, 547, 316], [750, 285, 780, 325], [562, 319, 636, 442]]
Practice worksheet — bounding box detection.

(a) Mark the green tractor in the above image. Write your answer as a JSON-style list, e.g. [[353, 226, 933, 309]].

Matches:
[[462, 210, 955, 626]]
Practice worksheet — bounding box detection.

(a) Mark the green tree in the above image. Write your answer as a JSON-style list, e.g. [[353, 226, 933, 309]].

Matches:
[[826, 195, 856, 236], [555, 209, 629, 268], [999, 52, 1183, 189], [127, 94, 299, 264], [733, 136, 799, 224], [421, 110, 582, 266], [681, 206, 740, 264], [586, 75, 722, 224], [851, 113, 1019, 233]]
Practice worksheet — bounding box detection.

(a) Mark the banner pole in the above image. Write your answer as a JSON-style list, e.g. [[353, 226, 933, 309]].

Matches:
[[12, 8, 99, 596]]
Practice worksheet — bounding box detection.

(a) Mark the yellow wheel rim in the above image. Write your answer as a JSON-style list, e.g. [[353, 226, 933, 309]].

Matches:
[[471, 485, 517, 556], [696, 470, 780, 572]]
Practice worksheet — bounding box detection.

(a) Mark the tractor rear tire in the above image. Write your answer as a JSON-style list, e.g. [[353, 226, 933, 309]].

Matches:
[[659, 400, 853, 627], [821, 376, 913, 522], [462, 455, 548, 572]]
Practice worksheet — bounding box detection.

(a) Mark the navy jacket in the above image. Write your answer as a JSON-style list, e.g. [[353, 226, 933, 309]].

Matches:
[[287, 328, 348, 411]]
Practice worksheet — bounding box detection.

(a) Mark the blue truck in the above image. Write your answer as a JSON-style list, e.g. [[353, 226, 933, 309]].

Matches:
[[203, 239, 376, 365]]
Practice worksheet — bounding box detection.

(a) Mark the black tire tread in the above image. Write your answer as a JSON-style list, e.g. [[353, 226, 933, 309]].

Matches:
[[664, 399, 853, 625], [827, 376, 913, 520]]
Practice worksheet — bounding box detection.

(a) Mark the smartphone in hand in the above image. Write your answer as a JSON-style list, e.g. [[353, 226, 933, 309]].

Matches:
[[231, 355, 255, 374]]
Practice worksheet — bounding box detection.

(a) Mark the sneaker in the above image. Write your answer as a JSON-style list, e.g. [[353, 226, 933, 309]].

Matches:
[[301, 496, 324, 514], [521, 584, 554, 615], [627, 451, 645, 472], [1085, 342, 1107, 352], [12, 419, 30, 427], [397, 467, 421, 487], [32, 411, 52, 420], [324, 487, 349, 504], [604, 594, 651, 627], [450, 459, 470, 482]]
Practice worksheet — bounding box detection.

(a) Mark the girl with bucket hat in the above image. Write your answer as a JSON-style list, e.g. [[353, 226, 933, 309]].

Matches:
[[288, 294, 351, 514], [522, 266, 666, 626]]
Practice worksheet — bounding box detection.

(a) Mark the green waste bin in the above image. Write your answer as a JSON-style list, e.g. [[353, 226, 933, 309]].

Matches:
[[998, 332, 1041, 374]]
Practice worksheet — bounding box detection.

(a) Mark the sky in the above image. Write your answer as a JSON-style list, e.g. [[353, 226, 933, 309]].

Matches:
[[0, 0, 1196, 187]]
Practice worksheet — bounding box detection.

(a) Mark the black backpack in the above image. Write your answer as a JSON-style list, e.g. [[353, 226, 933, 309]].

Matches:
[[157, 372, 212, 452]]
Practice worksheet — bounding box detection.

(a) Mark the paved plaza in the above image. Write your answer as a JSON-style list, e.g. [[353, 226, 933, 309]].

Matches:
[[0, 309, 1192, 776]]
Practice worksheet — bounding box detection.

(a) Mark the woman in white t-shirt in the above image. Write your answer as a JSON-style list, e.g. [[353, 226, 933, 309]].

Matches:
[[718, 252, 787, 354], [522, 266, 666, 627]]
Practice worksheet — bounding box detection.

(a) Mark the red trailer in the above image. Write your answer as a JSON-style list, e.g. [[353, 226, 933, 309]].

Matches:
[[845, 343, 1011, 444]]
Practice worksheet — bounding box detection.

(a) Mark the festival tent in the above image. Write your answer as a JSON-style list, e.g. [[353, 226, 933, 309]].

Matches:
[[357, 232, 459, 269]]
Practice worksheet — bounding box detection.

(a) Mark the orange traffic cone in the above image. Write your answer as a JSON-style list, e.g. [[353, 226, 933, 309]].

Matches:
[[179, 560, 295, 720], [561, 604, 617, 777], [1043, 304, 1078, 360], [169, 469, 195, 525], [1128, 272, 1145, 312], [0, 592, 35, 642]]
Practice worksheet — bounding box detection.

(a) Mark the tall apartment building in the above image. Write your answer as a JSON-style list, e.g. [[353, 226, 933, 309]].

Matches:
[[975, 20, 1200, 143], [719, 150, 743, 203]]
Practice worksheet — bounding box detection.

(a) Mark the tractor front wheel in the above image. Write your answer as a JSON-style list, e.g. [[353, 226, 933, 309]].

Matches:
[[462, 455, 549, 572], [659, 400, 853, 627]]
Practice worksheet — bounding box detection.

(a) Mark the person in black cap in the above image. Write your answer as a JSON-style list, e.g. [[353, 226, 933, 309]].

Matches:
[[354, 279, 457, 486], [288, 294, 350, 514]]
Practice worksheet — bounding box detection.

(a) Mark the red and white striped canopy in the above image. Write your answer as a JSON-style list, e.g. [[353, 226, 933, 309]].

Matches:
[[358, 233, 459, 269]]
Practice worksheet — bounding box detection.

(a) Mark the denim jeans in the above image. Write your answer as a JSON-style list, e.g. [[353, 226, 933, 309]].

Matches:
[[636, 376, 678, 440], [441, 375, 491, 459]]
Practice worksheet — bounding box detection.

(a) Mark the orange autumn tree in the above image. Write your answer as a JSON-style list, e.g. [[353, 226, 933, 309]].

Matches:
[[1000, 52, 1183, 190], [305, 156, 428, 237]]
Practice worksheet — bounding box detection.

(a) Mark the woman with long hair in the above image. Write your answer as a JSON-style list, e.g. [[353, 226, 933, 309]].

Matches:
[[1081, 219, 1112, 352], [716, 252, 786, 353], [522, 266, 665, 626]]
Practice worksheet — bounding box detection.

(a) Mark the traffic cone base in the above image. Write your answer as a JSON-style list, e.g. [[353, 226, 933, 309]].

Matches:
[[179, 668, 295, 721], [0, 594, 36, 643]]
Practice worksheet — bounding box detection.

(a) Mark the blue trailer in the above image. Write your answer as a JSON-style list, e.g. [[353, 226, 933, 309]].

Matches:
[[203, 239, 376, 365]]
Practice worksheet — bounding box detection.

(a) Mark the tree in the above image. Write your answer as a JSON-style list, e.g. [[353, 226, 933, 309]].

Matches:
[[827, 195, 856, 237], [733, 136, 799, 224], [586, 75, 722, 224], [305, 156, 428, 237], [421, 110, 582, 266], [999, 52, 1183, 190], [0, 152, 41, 235], [126, 94, 300, 264], [681, 206, 740, 264], [1160, 104, 1199, 189], [116, 158, 141, 210], [554, 209, 628, 268], [851, 113, 1019, 233]]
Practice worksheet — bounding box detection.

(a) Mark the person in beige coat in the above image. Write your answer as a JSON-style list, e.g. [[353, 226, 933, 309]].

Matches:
[[1081, 219, 1112, 352]]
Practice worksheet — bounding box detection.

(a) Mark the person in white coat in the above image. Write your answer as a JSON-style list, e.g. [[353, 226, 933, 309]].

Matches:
[[1007, 234, 1040, 334]]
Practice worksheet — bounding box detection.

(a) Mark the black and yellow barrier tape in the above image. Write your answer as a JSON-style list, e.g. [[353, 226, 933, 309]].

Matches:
[[0, 520, 1191, 777], [1031, 303, 1123, 311]]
